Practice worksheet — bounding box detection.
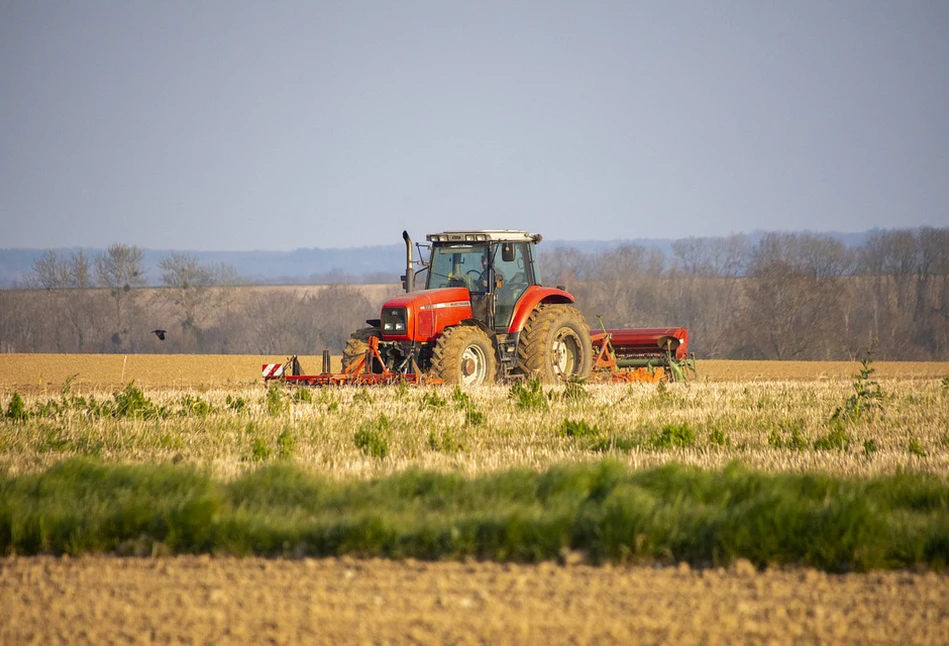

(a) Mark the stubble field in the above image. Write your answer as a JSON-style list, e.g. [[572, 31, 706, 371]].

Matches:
[[2, 354, 949, 644]]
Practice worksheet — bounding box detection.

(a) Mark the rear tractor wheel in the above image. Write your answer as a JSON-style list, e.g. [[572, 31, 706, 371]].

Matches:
[[518, 304, 593, 383], [431, 326, 497, 386], [342, 327, 385, 373]]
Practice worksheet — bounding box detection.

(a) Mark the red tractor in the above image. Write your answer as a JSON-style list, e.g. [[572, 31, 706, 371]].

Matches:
[[343, 230, 593, 385]]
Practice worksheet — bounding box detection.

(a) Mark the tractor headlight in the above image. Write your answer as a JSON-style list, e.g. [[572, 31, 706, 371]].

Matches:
[[382, 307, 407, 333]]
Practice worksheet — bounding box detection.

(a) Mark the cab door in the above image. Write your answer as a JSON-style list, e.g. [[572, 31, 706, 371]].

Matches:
[[492, 242, 532, 332]]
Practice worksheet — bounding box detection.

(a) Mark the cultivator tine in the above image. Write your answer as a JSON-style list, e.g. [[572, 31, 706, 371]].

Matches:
[[322, 350, 331, 374]]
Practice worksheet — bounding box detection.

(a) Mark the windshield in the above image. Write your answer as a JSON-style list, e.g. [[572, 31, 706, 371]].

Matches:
[[427, 243, 490, 291]]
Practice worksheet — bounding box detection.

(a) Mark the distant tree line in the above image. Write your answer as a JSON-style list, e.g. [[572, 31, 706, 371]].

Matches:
[[1, 228, 947, 360], [0, 244, 380, 356], [541, 227, 949, 360]]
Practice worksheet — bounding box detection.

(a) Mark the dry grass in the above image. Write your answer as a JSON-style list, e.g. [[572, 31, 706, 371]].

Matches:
[[2, 369, 948, 480]]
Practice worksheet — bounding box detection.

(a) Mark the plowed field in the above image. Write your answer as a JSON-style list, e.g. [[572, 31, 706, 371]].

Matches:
[[2, 353, 948, 393], [2, 556, 947, 645]]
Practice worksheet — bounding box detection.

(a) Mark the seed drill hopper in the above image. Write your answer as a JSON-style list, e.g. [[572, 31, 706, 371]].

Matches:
[[590, 321, 696, 383]]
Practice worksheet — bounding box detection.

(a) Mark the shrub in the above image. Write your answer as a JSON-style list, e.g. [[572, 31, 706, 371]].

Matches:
[[225, 395, 247, 413], [277, 428, 295, 460], [179, 395, 214, 417], [452, 387, 485, 426], [250, 436, 272, 462], [814, 426, 852, 452], [112, 384, 165, 419], [266, 384, 286, 417], [768, 422, 809, 451], [291, 387, 313, 404], [588, 435, 640, 453], [562, 378, 589, 402], [464, 406, 486, 427], [5, 392, 27, 422], [509, 378, 548, 411], [60, 374, 78, 396], [559, 418, 601, 439], [353, 389, 373, 405], [354, 416, 391, 459], [419, 391, 447, 410], [708, 427, 731, 448], [648, 423, 696, 449], [907, 438, 928, 458], [395, 380, 410, 400], [428, 427, 467, 454], [831, 345, 884, 425]]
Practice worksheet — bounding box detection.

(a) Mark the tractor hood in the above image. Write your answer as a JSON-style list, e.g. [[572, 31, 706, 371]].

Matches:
[[379, 287, 473, 343]]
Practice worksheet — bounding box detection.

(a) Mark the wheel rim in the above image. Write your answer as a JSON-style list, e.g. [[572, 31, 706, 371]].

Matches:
[[460, 343, 488, 385], [551, 328, 581, 377]]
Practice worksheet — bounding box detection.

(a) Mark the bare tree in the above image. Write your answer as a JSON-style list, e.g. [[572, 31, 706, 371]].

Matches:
[[30, 250, 71, 289], [309, 285, 374, 353], [95, 243, 146, 349], [741, 233, 850, 359], [157, 252, 218, 350], [858, 229, 925, 357], [26, 250, 99, 350], [914, 227, 949, 356]]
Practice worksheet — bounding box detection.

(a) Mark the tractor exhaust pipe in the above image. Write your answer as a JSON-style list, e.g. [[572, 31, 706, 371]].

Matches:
[[402, 230, 415, 293]]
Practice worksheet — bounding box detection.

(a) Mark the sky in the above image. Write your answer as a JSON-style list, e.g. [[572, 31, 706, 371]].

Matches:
[[2, 1, 948, 251]]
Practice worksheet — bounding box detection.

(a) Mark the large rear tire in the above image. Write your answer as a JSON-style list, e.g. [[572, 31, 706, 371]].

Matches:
[[342, 327, 384, 373], [517, 304, 593, 382], [431, 326, 497, 386]]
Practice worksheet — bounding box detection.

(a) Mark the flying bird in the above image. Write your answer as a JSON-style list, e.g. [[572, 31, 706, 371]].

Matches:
[[151, 329, 166, 341]]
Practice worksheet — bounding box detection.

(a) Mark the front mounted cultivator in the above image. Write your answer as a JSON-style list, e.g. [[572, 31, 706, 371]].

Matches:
[[262, 337, 446, 387]]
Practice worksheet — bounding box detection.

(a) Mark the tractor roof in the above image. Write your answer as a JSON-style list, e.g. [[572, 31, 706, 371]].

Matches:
[[426, 230, 542, 244]]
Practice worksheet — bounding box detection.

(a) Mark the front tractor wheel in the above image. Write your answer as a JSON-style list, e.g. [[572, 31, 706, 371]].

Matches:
[[518, 305, 593, 383], [431, 326, 498, 386]]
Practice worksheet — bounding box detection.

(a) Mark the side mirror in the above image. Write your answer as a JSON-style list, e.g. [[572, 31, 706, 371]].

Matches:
[[501, 243, 516, 263]]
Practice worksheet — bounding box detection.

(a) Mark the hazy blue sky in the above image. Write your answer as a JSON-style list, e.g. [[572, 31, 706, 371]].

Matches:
[[2, 1, 948, 251]]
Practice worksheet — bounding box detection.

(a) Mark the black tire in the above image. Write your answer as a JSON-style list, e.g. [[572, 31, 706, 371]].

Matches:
[[342, 327, 384, 373], [517, 304, 593, 382], [431, 326, 497, 386]]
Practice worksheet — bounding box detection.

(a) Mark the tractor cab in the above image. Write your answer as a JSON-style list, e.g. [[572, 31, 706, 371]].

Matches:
[[420, 230, 542, 332]]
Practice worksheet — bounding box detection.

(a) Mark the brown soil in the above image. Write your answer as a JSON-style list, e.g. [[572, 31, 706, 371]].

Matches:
[[3, 354, 948, 394], [2, 556, 947, 645]]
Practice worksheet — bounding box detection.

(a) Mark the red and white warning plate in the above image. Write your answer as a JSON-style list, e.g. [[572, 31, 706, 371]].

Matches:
[[262, 363, 284, 379]]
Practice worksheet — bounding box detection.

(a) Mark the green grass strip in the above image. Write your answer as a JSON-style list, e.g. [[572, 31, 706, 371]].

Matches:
[[2, 459, 947, 571]]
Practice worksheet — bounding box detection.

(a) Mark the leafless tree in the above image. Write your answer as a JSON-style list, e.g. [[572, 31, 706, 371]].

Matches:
[[741, 233, 850, 359], [157, 252, 219, 350], [95, 243, 146, 349]]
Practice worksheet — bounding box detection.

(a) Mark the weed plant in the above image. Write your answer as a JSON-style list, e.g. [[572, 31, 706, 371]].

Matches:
[[831, 345, 884, 426], [509, 379, 548, 411], [647, 423, 696, 449], [354, 416, 391, 459]]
